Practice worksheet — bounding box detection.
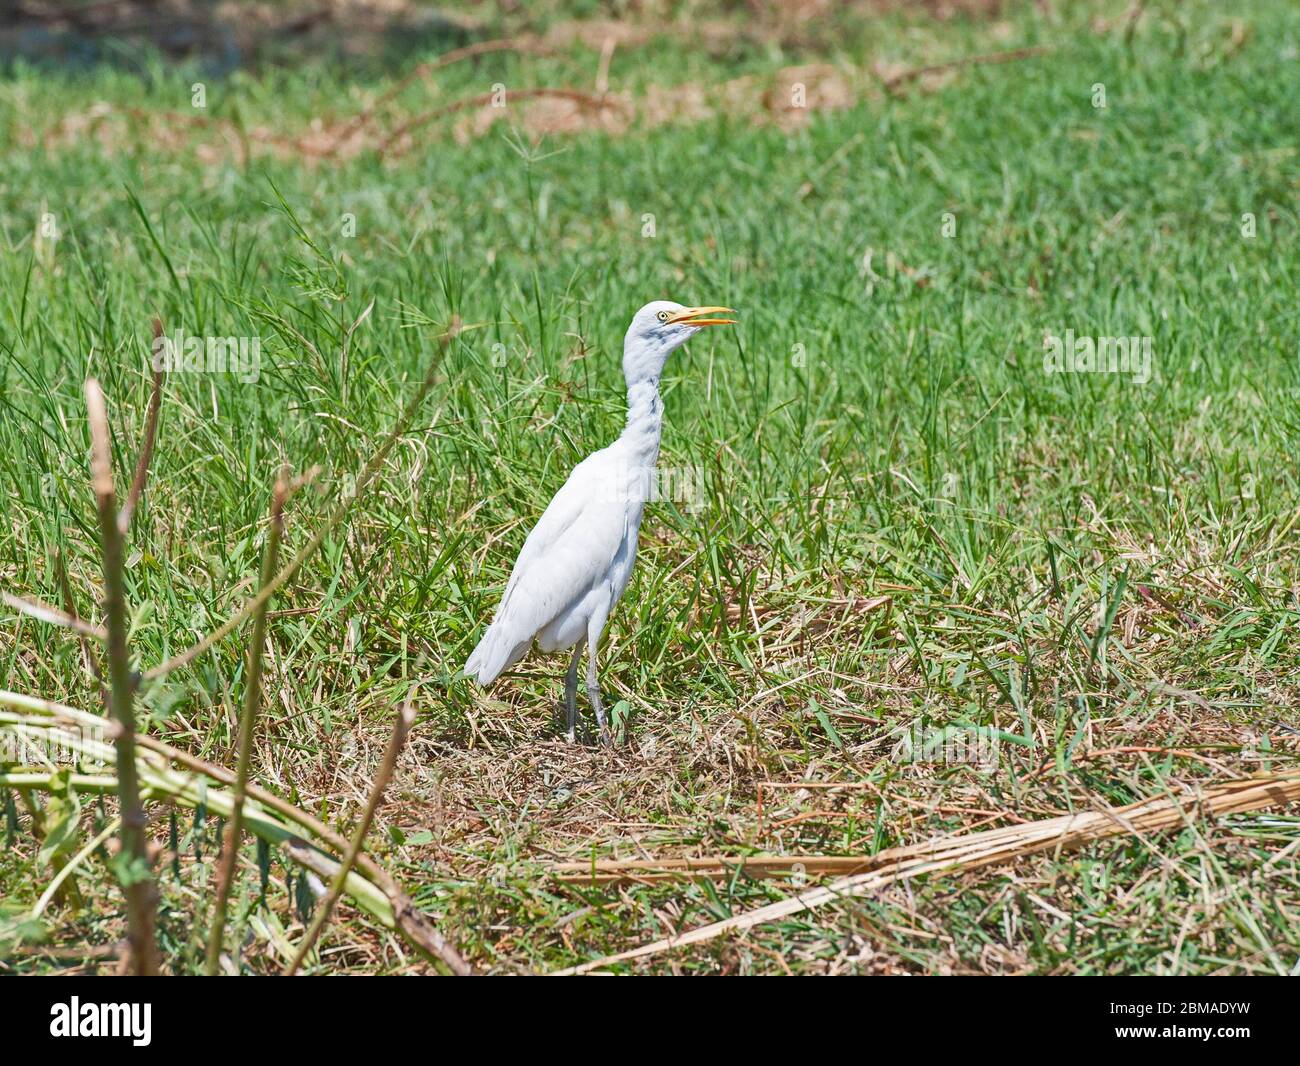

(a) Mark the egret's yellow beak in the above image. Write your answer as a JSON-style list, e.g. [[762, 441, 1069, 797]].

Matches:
[[666, 305, 737, 327]]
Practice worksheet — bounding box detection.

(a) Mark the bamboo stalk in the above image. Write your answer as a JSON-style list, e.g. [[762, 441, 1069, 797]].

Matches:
[[85, 377, 158, 976], [551, 770, 1300, 974], [285, 690, 417, 975], [205, 470, 289, 975]]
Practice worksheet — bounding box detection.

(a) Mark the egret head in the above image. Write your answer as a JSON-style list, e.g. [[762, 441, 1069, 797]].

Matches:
[[622, 300, 735, 387]]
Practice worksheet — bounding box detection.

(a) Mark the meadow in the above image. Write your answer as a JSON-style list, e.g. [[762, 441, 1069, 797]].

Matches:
[[1, 0, 1298, 974]]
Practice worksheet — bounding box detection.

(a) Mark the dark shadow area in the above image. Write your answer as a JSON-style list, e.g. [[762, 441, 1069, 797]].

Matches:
[[0, 0, 479, 76]]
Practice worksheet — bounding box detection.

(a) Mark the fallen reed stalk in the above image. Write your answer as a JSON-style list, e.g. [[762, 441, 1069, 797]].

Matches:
[[0, 761, 393, 931], [85, 377, 158, 976], [0, 690, 470, 974], [1, 689, 416, 921], [552, 854, 879, 885], [551, 769, 1300, 974]]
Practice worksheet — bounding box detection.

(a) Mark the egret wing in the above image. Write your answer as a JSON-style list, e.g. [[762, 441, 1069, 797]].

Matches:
[[465, 450, 627, 682]]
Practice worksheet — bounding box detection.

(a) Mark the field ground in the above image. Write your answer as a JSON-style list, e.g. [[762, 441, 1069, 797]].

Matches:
[[2, 0, 1299, 974]]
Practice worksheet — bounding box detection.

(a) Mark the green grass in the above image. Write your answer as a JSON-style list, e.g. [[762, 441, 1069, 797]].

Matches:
[[2, 0, 1299, 974]]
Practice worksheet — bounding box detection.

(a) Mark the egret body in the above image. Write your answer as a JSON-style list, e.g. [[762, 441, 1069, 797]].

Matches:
[[464, 301, 736, 743]]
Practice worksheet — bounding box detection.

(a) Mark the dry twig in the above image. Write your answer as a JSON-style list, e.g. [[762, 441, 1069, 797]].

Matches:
[[879, 46, 1050, 93], [205, 468, 291, 975], [117, 316, 166, 533], [85, 377, 158, 976]]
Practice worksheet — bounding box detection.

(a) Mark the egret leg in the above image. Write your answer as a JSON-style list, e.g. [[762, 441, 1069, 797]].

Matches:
[[585, 627, 612, 748], [586, 653, 610, 747], [564, 643, 583, 744]]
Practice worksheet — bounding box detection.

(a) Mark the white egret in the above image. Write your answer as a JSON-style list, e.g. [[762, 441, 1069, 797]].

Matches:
[[465, 301, 736, 744]]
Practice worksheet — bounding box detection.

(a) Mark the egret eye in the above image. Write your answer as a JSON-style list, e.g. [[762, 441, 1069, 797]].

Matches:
[[656, 310, 670, 322]]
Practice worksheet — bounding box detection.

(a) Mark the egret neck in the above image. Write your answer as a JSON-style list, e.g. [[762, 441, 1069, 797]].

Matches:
[[620, 378, 664, 470]]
